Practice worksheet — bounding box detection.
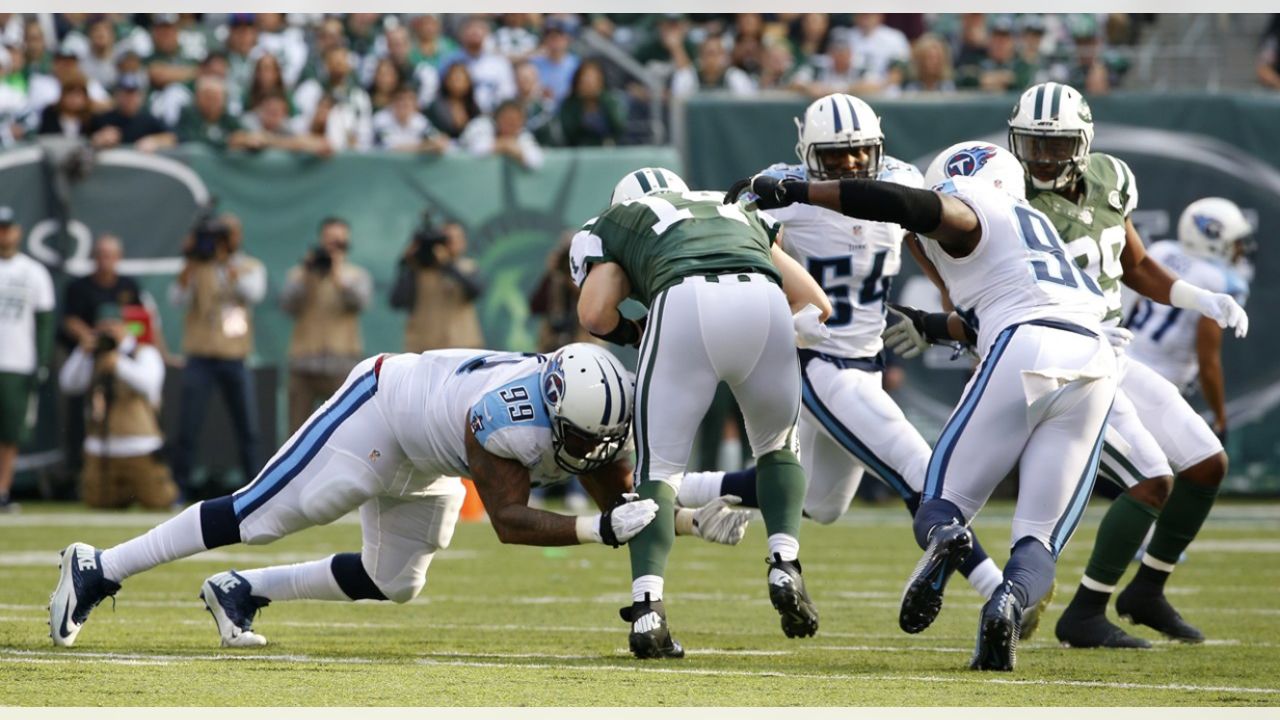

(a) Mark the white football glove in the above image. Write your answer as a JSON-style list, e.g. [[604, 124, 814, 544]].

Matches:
[[1170, 279, 1249, 338], [691, 495, 750, 546], [588, 493, 658, 547], [1102, 326, 1133, 352], [793, 303, 831, 349], [883, 306, 929, 359]]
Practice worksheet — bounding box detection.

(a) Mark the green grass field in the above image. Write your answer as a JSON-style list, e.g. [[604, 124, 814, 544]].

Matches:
[[2, 500, 1278, 706]]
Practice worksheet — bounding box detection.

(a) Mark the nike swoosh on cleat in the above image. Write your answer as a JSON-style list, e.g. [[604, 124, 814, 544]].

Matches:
[[58, 597, 73, 639]]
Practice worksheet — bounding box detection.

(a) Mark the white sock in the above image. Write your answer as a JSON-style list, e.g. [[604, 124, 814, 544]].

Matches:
[[101, 503, 208, 583], [238, 556, 350, 602], [966, 557, 1004, 599], [676, 471, 725, 508], [632, 574, 664, 602], [768, 533, 800, 563]]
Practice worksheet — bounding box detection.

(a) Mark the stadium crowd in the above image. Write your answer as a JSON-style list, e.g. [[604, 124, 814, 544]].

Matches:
[[0, 12, 1154, 154]]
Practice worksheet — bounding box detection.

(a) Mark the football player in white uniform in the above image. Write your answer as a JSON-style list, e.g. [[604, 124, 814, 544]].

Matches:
[[728, 142, 1117, 672], [49, 344, 748, 648], [678, 94, 1006, 607], [1127, 198, 1251, 429], [1009, 83, 1249, 648]]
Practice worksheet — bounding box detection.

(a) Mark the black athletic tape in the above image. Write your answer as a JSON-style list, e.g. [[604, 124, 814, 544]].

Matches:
[[838, 179, 943, 235]]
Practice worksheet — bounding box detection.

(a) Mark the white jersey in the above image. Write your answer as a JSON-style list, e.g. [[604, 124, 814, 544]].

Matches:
[[375, 349, 573, 489], [1127, 241, 1249, 389], [0, 252, 55, 374], [759, 156, 923, 358], [920, 176, 1108, 354]]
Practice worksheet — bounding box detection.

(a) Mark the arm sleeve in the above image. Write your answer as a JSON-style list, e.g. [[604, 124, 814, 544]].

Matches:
[[1108, 155, 1139, 217], [568, 223, 607, 287], [58, 347, 94, 395]]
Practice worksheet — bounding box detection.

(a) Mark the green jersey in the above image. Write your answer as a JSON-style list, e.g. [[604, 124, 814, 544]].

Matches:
[[1027, 152, 1138, 324], [569, 191, 782, 306]]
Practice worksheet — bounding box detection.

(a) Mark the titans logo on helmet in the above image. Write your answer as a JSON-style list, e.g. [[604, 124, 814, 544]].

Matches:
[[542, 357, 566, 406], [945, 145, 999, 178], [1194, 214, 1224, 239]]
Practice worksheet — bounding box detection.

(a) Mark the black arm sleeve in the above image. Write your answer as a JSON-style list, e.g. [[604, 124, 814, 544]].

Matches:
[[838, 179, 943, 235]]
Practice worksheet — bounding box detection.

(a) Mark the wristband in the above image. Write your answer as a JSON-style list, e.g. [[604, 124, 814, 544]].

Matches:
[[673, 507, 696, 537], [921, 313, 953, 344], [575, 514, 602, 544], [592, 317, 642, 347]]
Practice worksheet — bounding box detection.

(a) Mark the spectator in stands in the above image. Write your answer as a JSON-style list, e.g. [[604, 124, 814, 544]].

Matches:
[[1015, 15, 1049, 89], [409, 14, 457, 70], [37, 72, 92, 139], [145, 14, 198, 92], [255, 13, 308, 89], [901, 33, 955, 94], [1, 40, 31, 146], [246, 53, 289, 118], [301, 17, 344, 86], [756, 40, 797, 91], [362, 24, 415, 89], [789, 13, 832, 67], [293, 46, 372, 151], [80, 17, 119, 90], [427, 61, 481, 140], [445, 16, 516, 114], [848, 14, 910, 93], [0, 206, 56, 512], [953, 13, 989, 89], [462, 98, 544, 169], [513, 60, 555, 143], [977, 16, 1020, 93], [372, 83, 447, 152], [279, 216, 373, 432], [1259, 15, 1280, 90], [59, 303, 177, 510], [728, 14, 766, 77], [28, 47, 110, 118], [224, 13, 259, 105], [22, 18, 51, 76], [344, 13, 382, 59], [89, 74, 176, 152], [176, 75, 247, 149], [555, 58, 625, 147], [671, 35, 756, 97], [238, 91, 332, 155], [168, 212, 265, 497], [390, 217, 485, 353], [1059, 16, 1120, 95], [530, 16, 580, 105], [789, 31, 862, 98], [494, 13, 541, 62], [367, 57, 404, 113], [634, 14, 694, 76]]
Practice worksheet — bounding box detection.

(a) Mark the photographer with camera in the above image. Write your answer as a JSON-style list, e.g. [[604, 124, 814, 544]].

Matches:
[[167, 212, 266, 499], [391, 214, 486, 353], [58, 303, 177, 510], [279, 217, 372, 432]]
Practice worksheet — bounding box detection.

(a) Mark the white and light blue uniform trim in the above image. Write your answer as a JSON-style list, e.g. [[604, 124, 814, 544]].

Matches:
[[1049, 401, 1111, 557]]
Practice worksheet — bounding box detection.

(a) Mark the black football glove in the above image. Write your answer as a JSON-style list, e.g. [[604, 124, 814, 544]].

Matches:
[[724, 174, 809, 210]]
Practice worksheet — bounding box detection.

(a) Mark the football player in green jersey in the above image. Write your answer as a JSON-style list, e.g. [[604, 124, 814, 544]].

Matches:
[[570, 167, 832, 658], [1009, 82, 1249, 648]]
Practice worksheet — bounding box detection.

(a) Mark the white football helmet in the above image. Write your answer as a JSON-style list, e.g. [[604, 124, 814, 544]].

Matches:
[[1007, 82, 1095, 191], [540, 343, 633, 474], [610, 167, 689, 206], [924, 141, 1027, 201], [795, 93, 884, 179], [1178, 197, 1253, 264]]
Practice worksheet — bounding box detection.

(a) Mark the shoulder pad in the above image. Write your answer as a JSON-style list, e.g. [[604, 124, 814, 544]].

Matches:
[[880, 155, 924, 189]]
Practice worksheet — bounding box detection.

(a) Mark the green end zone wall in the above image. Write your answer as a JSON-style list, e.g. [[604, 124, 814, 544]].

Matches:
[[681, 92, 1280, 493]]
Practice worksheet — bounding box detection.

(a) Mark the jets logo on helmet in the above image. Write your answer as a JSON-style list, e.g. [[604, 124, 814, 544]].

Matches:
[[610, 167, 689, 206], [795, 93, 884, 180], [1179, 197, 1253, 263], [925, 141, 1027, 201], [1007, 82, 1095, 192], [540, 343, 634, 474], [944, 145, 998, 178]]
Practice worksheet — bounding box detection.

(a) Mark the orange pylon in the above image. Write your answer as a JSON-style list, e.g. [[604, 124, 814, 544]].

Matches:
[[459, 478, 486, 521]]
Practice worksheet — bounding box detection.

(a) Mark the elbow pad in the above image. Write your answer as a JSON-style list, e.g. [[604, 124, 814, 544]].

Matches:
[[839, 179, 943, 235]]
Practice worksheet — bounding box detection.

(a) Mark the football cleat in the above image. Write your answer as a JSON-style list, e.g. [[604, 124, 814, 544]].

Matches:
[[49, 542, 120, 647], [1054, 605, 1151, 649], [767, 554, 818, 638], [1115, 583, 1204, 643], [1018, 578, 1056, 641], [970, 583, 1023, 671], [200, 571, 270, 648], [620, 594, 684, 659], [900, 520, 972, 634]]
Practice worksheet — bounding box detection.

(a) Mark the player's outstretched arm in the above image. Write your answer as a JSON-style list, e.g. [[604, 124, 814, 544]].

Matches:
[[1120, 218, 1248, 337], [1196, 316, 1229, 438], [725, 174, 981, 255], [465, 426, 657, 547], [771, 241, 832, 321]]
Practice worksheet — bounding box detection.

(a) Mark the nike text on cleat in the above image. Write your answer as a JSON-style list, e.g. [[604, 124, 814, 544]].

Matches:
[[970, 583, 1023, 672], [1054, 605, 1151, 649], [900, 521, 972, 634], [1019, 578, 1056, 641], [619, 595, 684, 659], [48, 542, 120, 648], [1115, 583, 1204, 644], [767, 554, 818, 639], [200, 571, 270, 648]]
